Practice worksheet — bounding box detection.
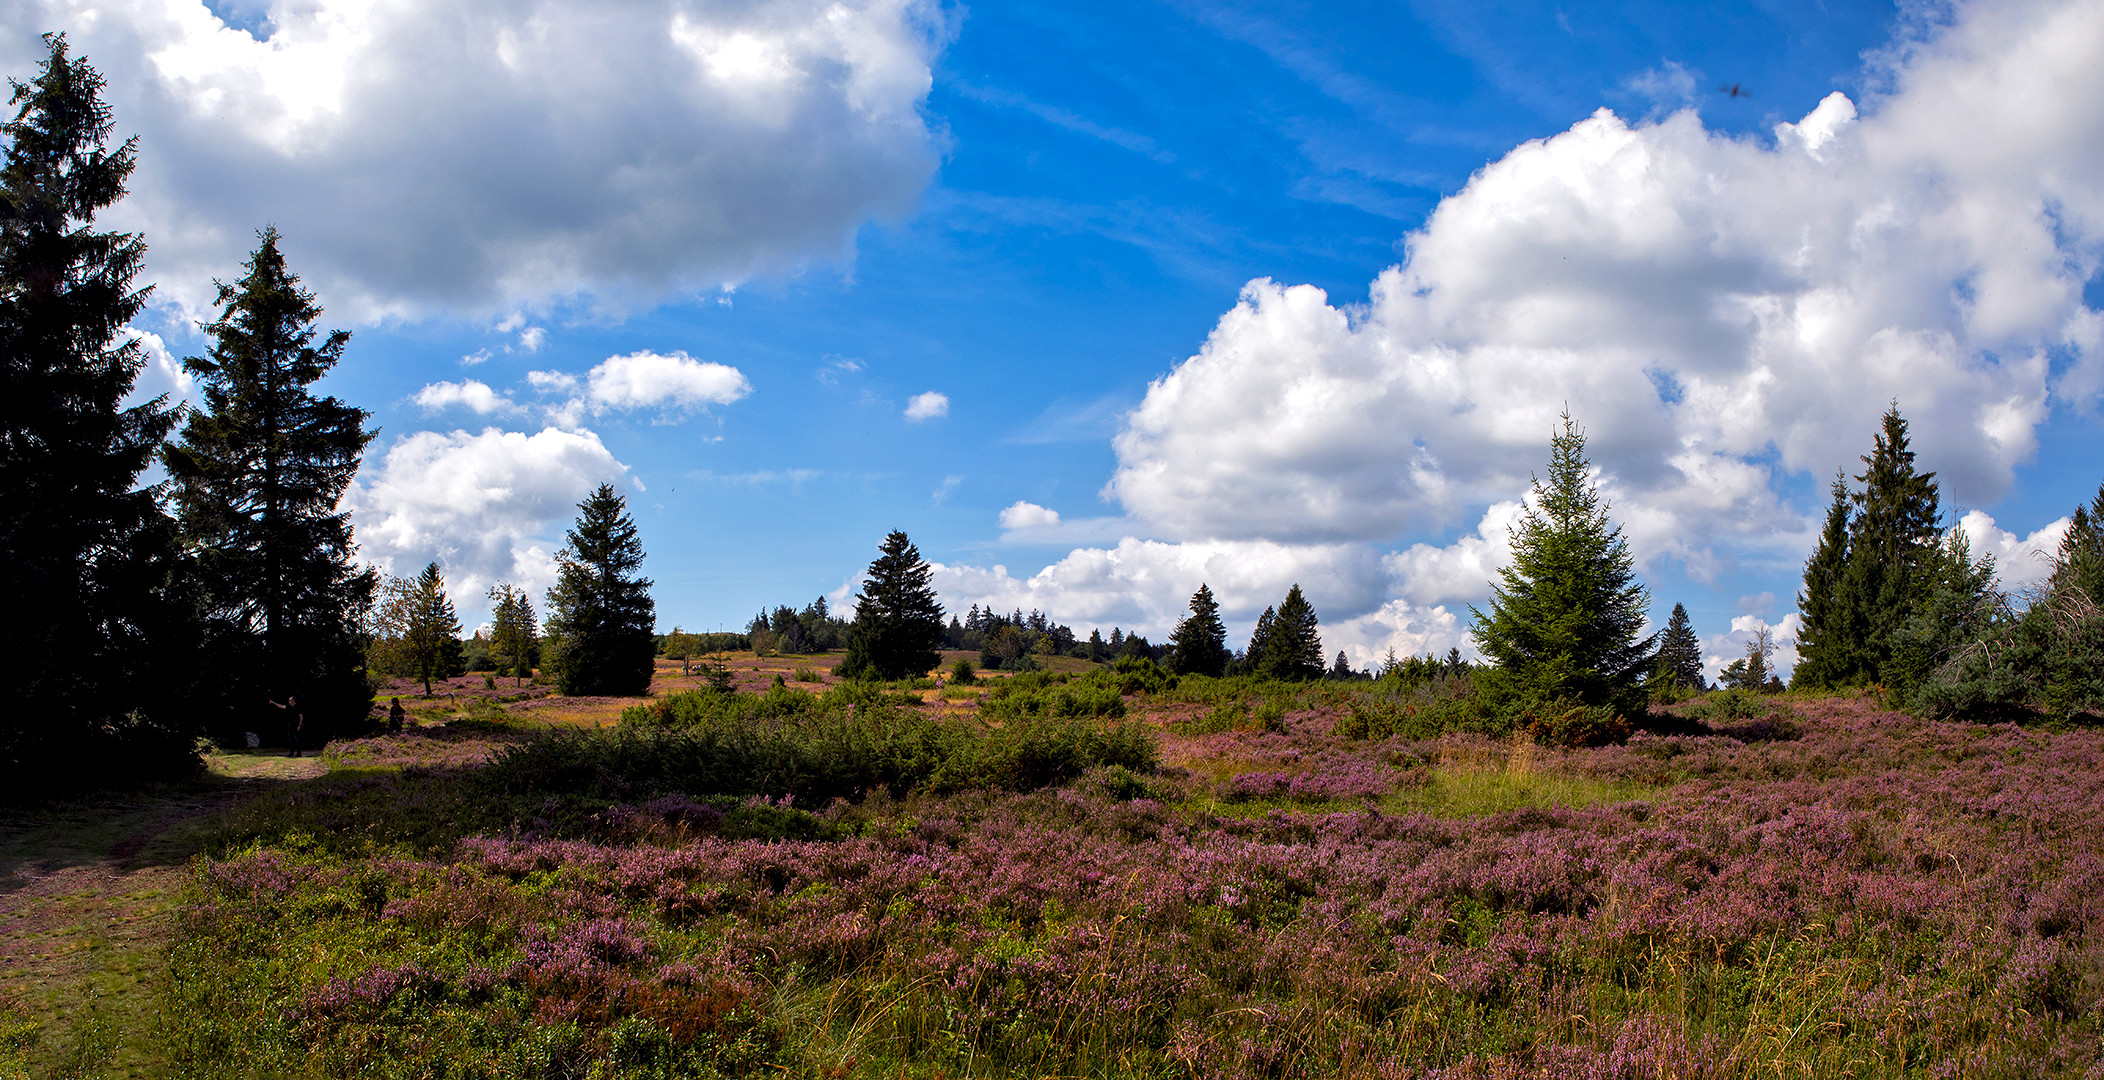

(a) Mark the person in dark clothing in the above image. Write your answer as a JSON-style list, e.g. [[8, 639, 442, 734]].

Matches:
[[269, 695, 305, 757], [388, 697, 406, 733]]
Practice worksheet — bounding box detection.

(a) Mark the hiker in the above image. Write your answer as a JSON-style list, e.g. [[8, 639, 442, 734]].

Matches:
[[388, 697, 406, 733], [268, 695, 305, 757]]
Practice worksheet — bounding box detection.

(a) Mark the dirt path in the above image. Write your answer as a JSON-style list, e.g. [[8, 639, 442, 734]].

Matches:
[[0, 751, 326, 1078]]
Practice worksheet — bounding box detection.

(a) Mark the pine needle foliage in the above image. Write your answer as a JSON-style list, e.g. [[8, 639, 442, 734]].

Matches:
[[1167, 583, 1229, 677], [1653, 602, 1705, 691], [1256, 584, 1324, 681], [1790, 473, 1855, 689], [545, 485, 656, 696], [1471, 413, 1655, 716], [838, 530, 945, 681], [166, 227, 377, 740], [0, 34, 198, 790]]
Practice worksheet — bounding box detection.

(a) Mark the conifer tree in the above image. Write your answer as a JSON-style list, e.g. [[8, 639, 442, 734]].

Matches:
[[1256, 584, 1324, 680], [838, 530, 945, 680], [0, 35, 197, 788], [487, 582, 538, 685], [2051, 483, 2104, 604], [1791, 473, 1855, 688], [1471, 413, 1655, 715], [1243, 607, 1276, 675], [400, 562, 460, 696], [1839, 405, 1943, 684], [1167, 583, 1229, 677], [544, 484, 656, 695], [165, 227, 376, 741], [1653, 602, 1705, 690]]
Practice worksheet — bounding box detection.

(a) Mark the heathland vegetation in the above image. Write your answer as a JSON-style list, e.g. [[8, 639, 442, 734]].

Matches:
[[8, 32, 2104, 1080]]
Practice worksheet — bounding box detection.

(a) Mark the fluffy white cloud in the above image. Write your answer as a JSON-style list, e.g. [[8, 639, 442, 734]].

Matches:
[[927, 539, 1391, 642], [583, 351, 750, 413], [412, 379, 516, 415], [345, 426, 628, 618], [3, 0, 947, 319], [1104, 0, 2104, 584], [998, 500, 1061, 530], [1955, 509, 2070, 594], [904, 390, 949, 421]]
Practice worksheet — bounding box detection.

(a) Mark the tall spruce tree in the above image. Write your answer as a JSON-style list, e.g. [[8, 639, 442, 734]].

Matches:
[[1167, 583, 1229, 677], [1791, 472, 1855, 688], [545, 484, 657, 695], [165, 227, 376, 742], [487, 582, 538, 685], [1243, 606, 1276, 675], [0, 35, 197, 790], [1838, 405, 1943, 685], [2052, 483, 2104, 605], [401, 562, 460, 696], [838, 530, 946, 680], [1653, 603, 1705, 690], [1471, 413, 1656, 715], [1256, 584, 1324, 680]]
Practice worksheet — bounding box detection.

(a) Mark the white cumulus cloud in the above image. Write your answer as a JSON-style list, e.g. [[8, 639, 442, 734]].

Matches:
[[345, 426, 629, 619], [411, 379, 516, 416], [998, 501, 1061, 530], [2, 0, 948, 319], [583, 351, 751, 414], [904, 390, 949, 421], [1104, 0, 2103, 582]]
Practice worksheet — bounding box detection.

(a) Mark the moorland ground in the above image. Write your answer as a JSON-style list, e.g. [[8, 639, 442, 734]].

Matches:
[[4, 655, 2100, 1078]]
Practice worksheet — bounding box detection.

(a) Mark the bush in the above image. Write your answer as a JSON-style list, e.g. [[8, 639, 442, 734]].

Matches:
[[792, 665, 823, 682], [1518, 700, 1631, 748], [949, 657, 977, 684]]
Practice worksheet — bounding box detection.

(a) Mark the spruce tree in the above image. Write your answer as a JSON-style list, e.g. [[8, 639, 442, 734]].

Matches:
[[544, 484, 657, 695], [397, 562, 460, 696], [1470, 413, 1656, 715], [165, 227, 376, 742], [487, 582, 538, 685], [1257, 584, 1324, 680], [1243, 606, 1276, 675], [838, 530, 945, 680], [1839, 405, 1943, 685], [0, 35, 197, 789], [2051, 483, 2104, 605], [1653, 602, 1705, 690], [1167, 583, 1229, 677], [1791, 472, 1855, 688]]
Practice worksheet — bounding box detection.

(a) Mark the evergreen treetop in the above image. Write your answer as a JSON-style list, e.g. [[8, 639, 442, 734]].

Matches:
[[1654, 602, 1705, 690], [1257, 584, 1324, 681], [1840, 404, 1942, 682], [1470, 412, 1655, 714], [0, 34, 197, 790], [1791, 472, 1855, 689], [839, 530, 946, 680], [545, 484, 656, 696], [1167, 583, 1229, 677]]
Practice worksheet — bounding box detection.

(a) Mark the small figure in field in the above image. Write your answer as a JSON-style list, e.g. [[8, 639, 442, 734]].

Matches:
[[269, 695, 305, 757], [388, 697, 406, 734]]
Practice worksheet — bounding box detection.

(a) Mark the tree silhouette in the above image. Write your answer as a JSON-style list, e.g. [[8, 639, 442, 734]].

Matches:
[[839, 530, 945, 680]]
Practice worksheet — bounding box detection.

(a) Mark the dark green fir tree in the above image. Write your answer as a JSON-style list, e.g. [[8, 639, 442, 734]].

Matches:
[[544, 484, 657, 695], [402, 562, 461, 696], [1256, 584, 1324, 681], [1242, 606, 1276, 676], [1790, 472, 1855, 689], [1167, 583, 1229, 677], [1833, 406, 1944, 685], [165, 227, 377, 743], [838, 530, 946, 680], [0, 35, 198, 791], [1471, 412, 1656, 715], [1653, 602, 1705, 691]]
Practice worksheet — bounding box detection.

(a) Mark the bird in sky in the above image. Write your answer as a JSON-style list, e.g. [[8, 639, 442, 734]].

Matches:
[[1720, 82, 1749, 98]]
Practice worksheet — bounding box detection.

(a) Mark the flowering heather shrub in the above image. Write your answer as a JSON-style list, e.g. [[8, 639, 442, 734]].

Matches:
[[170, 696, 2104, 1077]]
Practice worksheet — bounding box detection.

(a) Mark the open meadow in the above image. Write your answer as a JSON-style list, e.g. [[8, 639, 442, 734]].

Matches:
[[5, 657, 2102, 1078]]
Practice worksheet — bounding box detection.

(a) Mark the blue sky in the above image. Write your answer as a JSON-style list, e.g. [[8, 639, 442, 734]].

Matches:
[[11, 0, 2104, 676]]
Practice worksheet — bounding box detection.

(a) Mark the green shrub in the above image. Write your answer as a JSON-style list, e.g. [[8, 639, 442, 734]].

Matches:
[[793, 665, 823, 682], [1518, 700, 1631, 748], [949, 658, 977, 684]]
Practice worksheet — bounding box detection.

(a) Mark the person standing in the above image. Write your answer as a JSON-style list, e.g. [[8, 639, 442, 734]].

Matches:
[[387, 697, 406, 734], [269, 695, 304, 757]]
